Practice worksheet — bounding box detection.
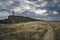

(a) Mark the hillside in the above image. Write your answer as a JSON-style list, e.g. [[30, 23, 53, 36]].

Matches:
[[0, 15, 40, 24]]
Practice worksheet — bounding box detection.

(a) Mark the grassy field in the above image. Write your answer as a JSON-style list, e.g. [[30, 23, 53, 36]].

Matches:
[[0, 21, 60, 40], [0, 21, 48, 40]]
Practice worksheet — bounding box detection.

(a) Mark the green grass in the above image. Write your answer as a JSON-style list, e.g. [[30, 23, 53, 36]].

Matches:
[[0, 21, 47, 40]]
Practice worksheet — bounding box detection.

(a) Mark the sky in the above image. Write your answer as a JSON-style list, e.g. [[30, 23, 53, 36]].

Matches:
[[0, 0, 60, 21]]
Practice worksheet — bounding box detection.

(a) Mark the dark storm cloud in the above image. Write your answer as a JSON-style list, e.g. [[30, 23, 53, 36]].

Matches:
[[11, 1, 20, 7], [28, 0, 37, 1], [0, 0, 6, 1]]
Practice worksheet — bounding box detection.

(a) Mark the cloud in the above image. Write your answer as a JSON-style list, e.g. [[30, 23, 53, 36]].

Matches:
[[12, 7, 21, 12], [53, 11, 58, 15], [34, 9, 47, 16], [0, 0, 60, 20]]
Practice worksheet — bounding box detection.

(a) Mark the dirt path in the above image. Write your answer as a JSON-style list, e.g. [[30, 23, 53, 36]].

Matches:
[[42, 22, 54, 40]]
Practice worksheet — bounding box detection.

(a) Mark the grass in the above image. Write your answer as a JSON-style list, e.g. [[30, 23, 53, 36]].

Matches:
[[49, 22, 60, 40], [0, 21, 47, 40], [1, 21, 60, 40]]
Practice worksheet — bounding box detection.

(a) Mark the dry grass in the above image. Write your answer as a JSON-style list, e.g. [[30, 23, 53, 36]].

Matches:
[[49, 22, 60, 40], [0, 21, 47, 40], [1, 21, 60, 40]]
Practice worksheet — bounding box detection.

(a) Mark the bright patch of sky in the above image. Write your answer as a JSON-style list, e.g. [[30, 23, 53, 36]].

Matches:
[[34, 9, 47, 16], [0, 11, 9, 16]]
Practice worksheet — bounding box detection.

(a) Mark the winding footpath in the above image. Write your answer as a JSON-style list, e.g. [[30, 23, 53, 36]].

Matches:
[[42, 22, 54, 40]]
